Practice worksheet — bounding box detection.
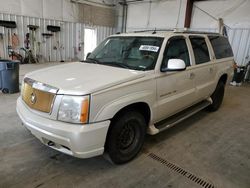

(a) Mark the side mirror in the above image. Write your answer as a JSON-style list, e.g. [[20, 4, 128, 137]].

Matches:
[[161, 59, 186, 72]]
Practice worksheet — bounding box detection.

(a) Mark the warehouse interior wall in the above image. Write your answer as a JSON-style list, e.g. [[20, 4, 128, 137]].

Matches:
[[191, 0, 250, 29], [1, 0, 249, 65], [0, 0, 116, 62], [125, 0, 186, 30], [117, 0, 250, 66], [0, 12, 115, 62], [121, 0, 250, 31]]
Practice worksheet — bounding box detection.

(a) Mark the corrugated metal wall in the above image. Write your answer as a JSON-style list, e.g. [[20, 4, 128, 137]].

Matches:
[[0, 12, 115, 62], [227, 29, 250, 66]]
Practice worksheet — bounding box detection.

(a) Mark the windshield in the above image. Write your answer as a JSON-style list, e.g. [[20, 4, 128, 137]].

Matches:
[[86, 36, 163, 71]]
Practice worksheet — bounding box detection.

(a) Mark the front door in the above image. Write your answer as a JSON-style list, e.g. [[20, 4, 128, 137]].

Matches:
[[156, 36, 196, 121]]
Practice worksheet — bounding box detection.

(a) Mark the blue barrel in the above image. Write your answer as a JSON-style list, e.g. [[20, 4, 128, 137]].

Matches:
[[0, 60, 19, 94]]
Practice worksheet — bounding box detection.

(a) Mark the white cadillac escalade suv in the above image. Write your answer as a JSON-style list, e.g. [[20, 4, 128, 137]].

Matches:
[[17, 31, 234, 164]]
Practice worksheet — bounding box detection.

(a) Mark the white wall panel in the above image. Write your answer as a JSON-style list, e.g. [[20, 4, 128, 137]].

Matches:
[[43, 0, 63, 21], [149, 0, 184, 29], [192, 0, 250, 29], [62, 0, 80, 22], [125, 0, 187, 31], [228, 29, 250, 66], [0, 0, 115, 25], [96, 25, 115, 44], [127, 4, 149, 30], [21, 0, 43, 18], [124, 0, 250, 31], [0, 0, 21, 15]]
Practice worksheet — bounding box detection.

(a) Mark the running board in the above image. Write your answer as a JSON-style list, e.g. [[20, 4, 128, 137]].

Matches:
[[154, 99, 212, 133]]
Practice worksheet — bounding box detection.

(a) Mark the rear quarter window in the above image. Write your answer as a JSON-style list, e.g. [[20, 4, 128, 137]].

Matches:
[[208, 36, 233, 59]]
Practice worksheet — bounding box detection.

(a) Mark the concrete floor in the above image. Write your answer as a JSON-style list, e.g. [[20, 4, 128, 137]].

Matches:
[[0, 63, 250, 188]]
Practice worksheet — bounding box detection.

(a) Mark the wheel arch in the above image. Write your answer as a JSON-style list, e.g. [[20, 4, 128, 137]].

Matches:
[[110, 102, 151, 126], [210, 73, 227, 97], [219, 74, 228, 85], [104, 102, 151, 153]]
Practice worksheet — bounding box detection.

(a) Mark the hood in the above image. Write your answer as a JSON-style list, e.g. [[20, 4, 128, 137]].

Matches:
[[25, 62, 145, 95]]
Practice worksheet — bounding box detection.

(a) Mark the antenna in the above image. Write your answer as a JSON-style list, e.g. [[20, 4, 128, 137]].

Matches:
[[152, 28, 156, 34]]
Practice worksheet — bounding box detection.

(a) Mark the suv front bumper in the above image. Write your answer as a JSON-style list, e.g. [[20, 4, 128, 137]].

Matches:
[[16, 97, 110, 158]]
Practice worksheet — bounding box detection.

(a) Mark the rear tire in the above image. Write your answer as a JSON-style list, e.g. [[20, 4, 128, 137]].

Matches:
[[105, 111, 146, 164], [207, 81, 225, 112]]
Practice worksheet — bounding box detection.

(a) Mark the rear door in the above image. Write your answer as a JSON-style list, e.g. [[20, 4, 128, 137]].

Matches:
[[188, 36, 216, 101]]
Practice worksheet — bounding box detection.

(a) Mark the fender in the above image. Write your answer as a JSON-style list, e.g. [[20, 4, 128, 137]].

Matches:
[[92, 90, 155, 123], [213, 59, 234, 90]]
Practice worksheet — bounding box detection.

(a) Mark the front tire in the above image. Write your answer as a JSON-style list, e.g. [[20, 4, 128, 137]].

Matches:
[[207, 81, 225, 112], [105, 111, 146, 164]]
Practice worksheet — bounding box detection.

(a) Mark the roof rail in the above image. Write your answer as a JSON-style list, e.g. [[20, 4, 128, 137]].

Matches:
[[178, 31, 220, 35], [133, 29, 174, 34], [173, 28, 220, 35], [128, 28, 220, 35]]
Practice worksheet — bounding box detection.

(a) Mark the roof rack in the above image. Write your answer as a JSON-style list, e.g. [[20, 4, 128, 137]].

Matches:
[[127, 28, 221, 35], [175, 30, 220, 35], [133, 29, 174, 34]]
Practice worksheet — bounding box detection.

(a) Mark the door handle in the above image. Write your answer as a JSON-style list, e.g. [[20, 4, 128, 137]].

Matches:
[[189, 72, 195, 79], [209, 67, 213, 73]]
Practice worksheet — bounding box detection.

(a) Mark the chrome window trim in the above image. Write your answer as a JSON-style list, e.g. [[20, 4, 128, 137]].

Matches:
[[24, 77, 58, 94]]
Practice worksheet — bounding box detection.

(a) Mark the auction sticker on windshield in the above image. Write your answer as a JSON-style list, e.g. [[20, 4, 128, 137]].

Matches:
[[139, 45, 159, 52]]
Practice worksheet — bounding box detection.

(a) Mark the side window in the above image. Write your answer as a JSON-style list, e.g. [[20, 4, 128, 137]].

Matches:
[[209, 36, 233, 59], [190, 36, 210, 65], [162, 37, 190, 68]]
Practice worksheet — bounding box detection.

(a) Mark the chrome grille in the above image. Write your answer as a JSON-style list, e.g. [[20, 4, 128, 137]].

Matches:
[[22, 78, 58, 113]]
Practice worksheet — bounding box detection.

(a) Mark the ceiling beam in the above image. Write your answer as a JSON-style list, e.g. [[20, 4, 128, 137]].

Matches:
[[184, 0, 195, 28], [184, 0, 209, 28]]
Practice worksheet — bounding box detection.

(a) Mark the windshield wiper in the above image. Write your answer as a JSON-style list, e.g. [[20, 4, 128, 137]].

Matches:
[[83, 58, 100, 64], [102, 62, 131, 69]]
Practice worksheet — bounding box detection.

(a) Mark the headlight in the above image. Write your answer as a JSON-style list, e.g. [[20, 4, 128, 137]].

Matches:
[[58, 95, 89, 124]]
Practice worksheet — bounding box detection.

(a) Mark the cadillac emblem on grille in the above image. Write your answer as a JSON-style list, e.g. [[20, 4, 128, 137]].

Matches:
[[22, 78, 58, 113], [30, 92, 37, 104]]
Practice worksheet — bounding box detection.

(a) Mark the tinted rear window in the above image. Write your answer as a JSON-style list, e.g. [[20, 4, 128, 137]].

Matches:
[[209, 36, 233, 59], [190, 36, 210, 65]]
